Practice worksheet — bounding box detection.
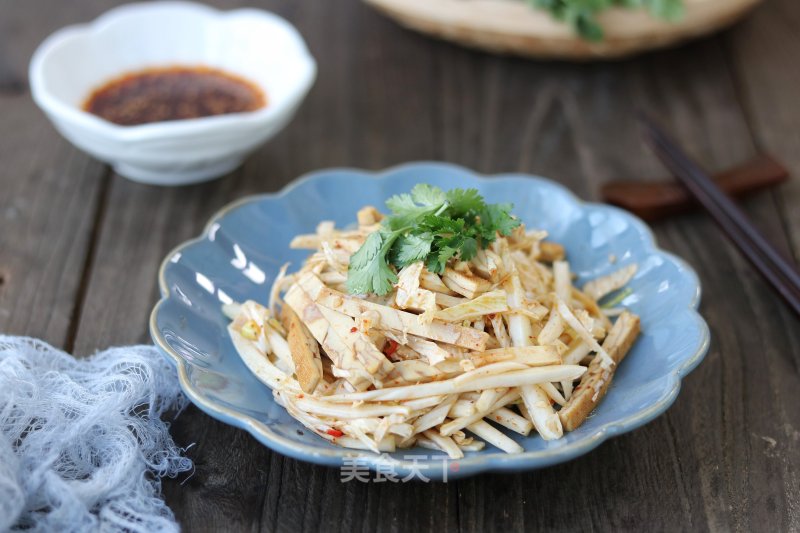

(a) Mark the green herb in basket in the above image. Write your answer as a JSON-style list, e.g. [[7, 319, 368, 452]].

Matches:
[[527, 0, 684, 41]]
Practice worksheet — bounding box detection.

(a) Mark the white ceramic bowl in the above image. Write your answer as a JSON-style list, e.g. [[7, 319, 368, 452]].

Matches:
[[29, 2, 317, 185]]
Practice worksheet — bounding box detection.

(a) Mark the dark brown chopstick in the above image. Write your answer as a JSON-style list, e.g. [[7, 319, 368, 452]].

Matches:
[[637, 114, 800, 317]]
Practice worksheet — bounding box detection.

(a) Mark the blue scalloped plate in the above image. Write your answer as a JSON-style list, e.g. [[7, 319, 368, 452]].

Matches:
[[150, 162, 709, 479]]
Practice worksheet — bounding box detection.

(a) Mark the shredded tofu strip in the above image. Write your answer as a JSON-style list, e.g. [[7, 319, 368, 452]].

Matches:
[[467, 420, 523, 454], [503, 252, 564, 440], [413, 395, 458, 433], [553, 261, 572, 302], [440, 390, 520, 436], [283, 286, 378, 390], [556, 295, 614, 367], [490, 407, 533, 436], [281, 305, 322, 393], [422, 430, 464, 459], [470, 346, 560, 368], [559, 311, 640, 431], [321, 365, 586, 403], [583, 264, 638, 301], [225, 205, 641, 455], [435, 290, 509, 322], [395, 262, 437, 323], [298, 272, 490, 351]]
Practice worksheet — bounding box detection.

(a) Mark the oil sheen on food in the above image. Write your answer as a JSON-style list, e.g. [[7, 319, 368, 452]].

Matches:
[[83, 66, 266, 126]]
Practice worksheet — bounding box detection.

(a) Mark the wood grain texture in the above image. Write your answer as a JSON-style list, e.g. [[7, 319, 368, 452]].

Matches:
[[0, 1, 110, 347], [726, 0, 800, 259], [1, 0, 798, 531]]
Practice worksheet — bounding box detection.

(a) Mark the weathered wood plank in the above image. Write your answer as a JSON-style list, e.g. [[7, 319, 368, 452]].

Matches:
[[0, 2, 111, 347], [726, 0, 800, 258], [43, 0, 800, 532], [162, 407, 274, 532], [725, 0, 800, 527]]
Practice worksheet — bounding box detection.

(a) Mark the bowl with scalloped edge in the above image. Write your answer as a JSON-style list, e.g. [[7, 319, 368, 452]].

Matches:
[[30, 1, 316, 185], [150, 162, 709, 479]]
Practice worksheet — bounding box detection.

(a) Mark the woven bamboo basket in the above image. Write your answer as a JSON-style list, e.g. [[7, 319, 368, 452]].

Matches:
[[364, 0, 763, 59]]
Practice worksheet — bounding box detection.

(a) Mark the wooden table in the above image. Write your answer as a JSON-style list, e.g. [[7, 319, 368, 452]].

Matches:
[[2, 1, 799, 530]]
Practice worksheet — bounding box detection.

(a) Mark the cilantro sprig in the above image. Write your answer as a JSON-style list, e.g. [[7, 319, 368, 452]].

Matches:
[[346, 184, 520, 296], [527, 0, 684, 41]]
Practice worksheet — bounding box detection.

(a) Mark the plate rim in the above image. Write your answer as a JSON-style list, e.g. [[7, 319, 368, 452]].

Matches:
[[149, 161, 711, 478]]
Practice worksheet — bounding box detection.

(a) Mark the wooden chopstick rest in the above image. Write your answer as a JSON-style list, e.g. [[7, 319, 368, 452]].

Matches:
[[601, 154, 789, 222]]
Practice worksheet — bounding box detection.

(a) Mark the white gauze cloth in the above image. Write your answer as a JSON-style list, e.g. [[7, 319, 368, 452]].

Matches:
[[0, 336, 192, 532]]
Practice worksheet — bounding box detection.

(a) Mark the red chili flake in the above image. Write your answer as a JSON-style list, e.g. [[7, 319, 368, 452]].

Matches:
[[297, 394, 304, 399], [350, 327, 357, 333], [326, 428, 344, 438], [487, 313, 496, 320], [383, 339, 399, 356]]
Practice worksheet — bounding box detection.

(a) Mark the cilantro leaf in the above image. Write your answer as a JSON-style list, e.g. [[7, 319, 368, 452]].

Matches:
[[526, 0, 684, 40], [384, 193, 416, 216], [384, 193, 426, 229], [385, 184, 447, 229], [346, 184, 523, 295], [426, 254, 445, 275], [437, 245, 459, 266], [411, 184, 447, 207], [346, 231, 398, 295], [647, 0, 684, 20], [480, 203, 520, 238], [419, 213, 465, 236], [460, 236, 478, 262], [393, 233, 433, 267], [349, 229, 383, 271], [445, 188, 484, 216]]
